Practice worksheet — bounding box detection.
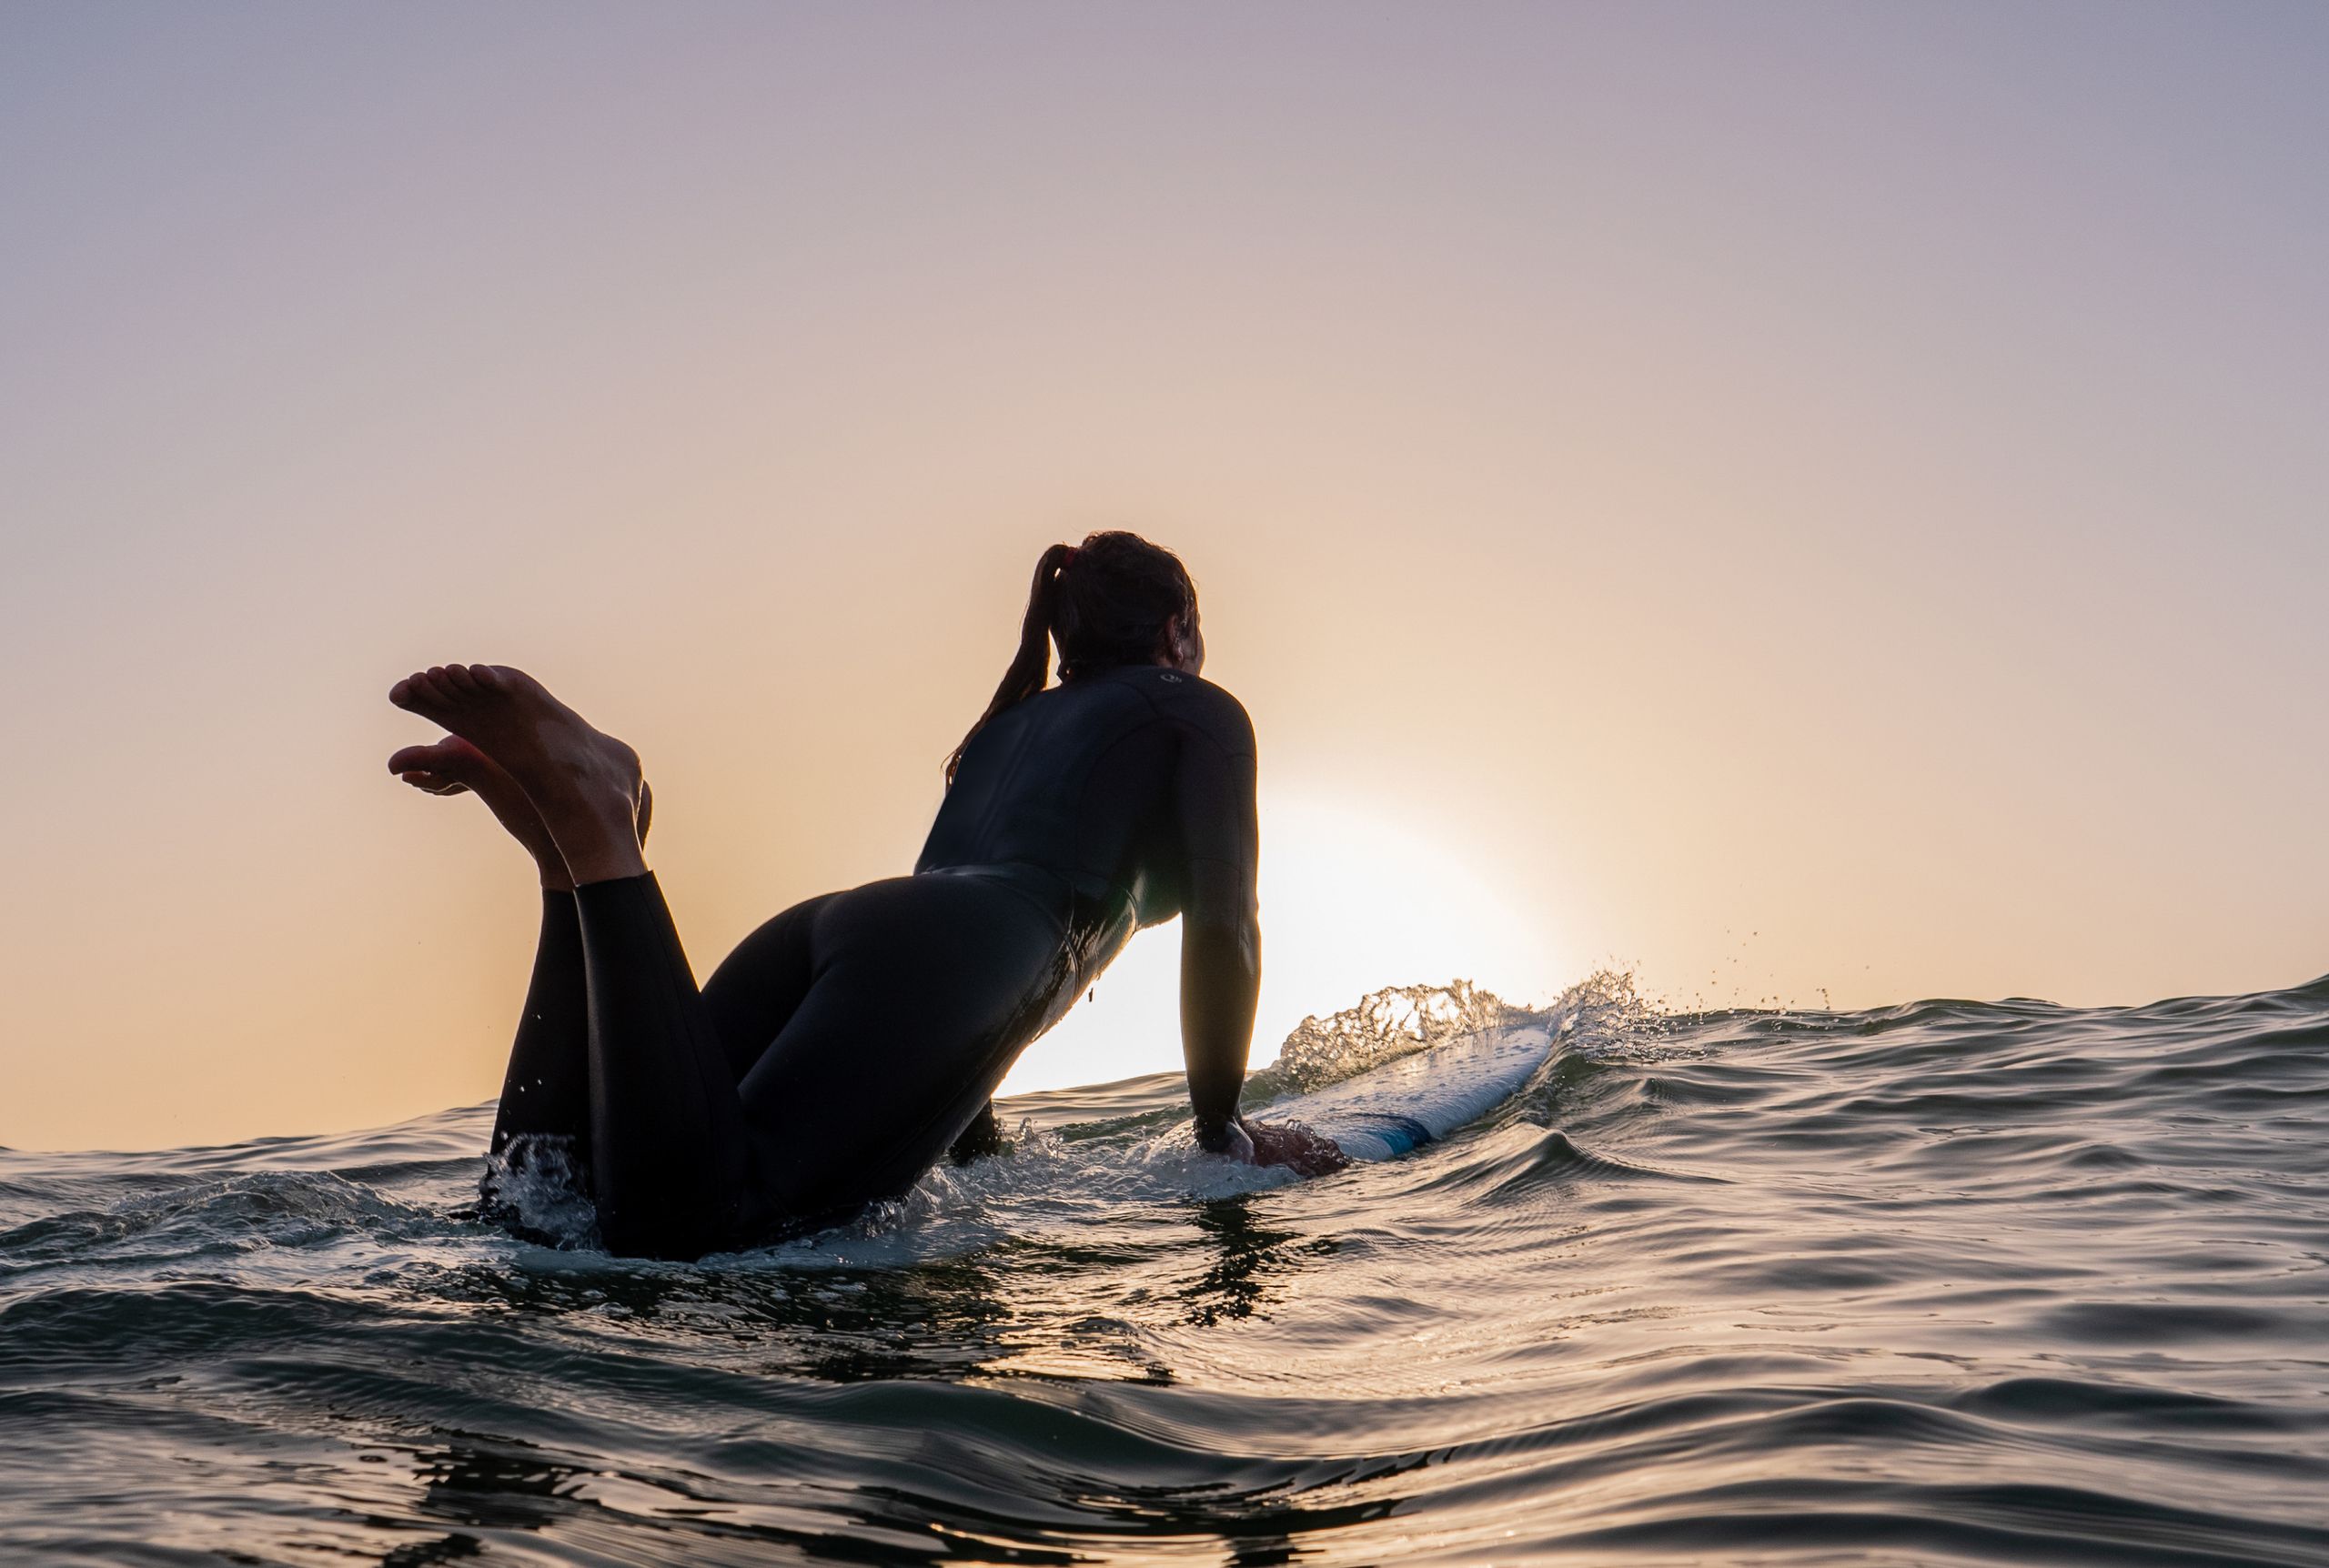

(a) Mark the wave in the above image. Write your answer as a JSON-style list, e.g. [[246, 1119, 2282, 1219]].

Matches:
[[4, 971, 2327, 1564]]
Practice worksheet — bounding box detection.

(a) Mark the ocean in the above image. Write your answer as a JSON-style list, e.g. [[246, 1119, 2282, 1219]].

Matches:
[[3, 974, 2325, 1566]]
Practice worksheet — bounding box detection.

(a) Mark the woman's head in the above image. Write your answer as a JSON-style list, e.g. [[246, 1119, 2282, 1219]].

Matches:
[[947, 531, 1199, 782], [1052, 530, 1198, 678]]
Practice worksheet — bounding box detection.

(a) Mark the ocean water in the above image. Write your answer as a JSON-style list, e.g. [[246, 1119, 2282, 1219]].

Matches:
[[4, 974, 2327, 1566]]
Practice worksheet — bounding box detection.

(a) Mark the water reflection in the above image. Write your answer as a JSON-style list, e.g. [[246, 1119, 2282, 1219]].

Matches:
[[1177, 1195, 1337, 1326]]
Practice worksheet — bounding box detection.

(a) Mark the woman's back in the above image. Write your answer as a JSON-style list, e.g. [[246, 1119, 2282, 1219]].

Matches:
[[918, 666, 1257, 937]]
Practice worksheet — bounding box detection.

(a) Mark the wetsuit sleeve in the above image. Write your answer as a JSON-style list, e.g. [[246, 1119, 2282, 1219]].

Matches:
[[1174, 695, 1261, 1151]]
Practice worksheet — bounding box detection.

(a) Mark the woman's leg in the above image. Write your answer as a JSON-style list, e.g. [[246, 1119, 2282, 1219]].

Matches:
[[489, 882, 835, 1253], [487, 890, 591, 1173], [383, 734, 597, 1201], [391, 664, 752, 1257], [570, 872, 768, 1258]]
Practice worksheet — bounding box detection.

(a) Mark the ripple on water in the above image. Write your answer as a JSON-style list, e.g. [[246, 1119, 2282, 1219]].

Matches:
[[3, 975, 2329, 1563]]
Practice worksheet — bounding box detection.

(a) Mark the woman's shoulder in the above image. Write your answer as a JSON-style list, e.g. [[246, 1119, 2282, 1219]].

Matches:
[[1122, 668, 1254, 754]]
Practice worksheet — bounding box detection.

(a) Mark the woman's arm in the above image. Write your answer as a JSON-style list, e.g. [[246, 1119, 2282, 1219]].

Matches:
[[1181, 903, 1261, 1151], [1182, 899, 1344, 1172], [1170, 696, 1263, 1152], [1171, 692, 1351, 1176]]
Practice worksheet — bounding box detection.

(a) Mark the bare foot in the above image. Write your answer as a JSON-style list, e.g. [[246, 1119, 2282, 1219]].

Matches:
[[388, 737, 656, 892], [388, 665, 648, 885], [388, 736, 570, 888]]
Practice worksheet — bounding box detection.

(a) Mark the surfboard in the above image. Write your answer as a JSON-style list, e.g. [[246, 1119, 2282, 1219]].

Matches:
[[1250, 1022, 1558, 1161]]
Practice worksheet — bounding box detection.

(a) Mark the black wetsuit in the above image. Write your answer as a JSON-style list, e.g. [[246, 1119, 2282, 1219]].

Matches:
[[485, 665, 1260, 1259]]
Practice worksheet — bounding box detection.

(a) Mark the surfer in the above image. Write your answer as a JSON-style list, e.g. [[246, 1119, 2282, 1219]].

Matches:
[[388, 531, 1343, 1260]]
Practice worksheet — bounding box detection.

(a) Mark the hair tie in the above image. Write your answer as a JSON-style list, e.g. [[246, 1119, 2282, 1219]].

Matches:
[[1059, 546, 1078, 567]]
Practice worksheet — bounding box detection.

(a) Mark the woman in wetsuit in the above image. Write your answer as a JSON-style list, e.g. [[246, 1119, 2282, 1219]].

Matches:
[[387, 531, 1338, 1260]]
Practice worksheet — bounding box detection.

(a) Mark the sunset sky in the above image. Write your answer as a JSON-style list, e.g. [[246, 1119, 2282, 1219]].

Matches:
[[4, 4, 2324, 1150]]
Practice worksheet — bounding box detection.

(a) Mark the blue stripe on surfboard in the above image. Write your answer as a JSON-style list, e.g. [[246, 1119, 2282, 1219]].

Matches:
[[1249, 1023, 1558, 1163], [1334, 1112, 1434, 1156]]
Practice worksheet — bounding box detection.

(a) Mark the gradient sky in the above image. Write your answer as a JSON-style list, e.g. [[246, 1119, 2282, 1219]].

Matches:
[[4, 4, 2324, 1151]]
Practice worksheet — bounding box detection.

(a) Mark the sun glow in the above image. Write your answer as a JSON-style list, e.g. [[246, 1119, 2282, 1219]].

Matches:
[[996, 794, 1572, 1096]]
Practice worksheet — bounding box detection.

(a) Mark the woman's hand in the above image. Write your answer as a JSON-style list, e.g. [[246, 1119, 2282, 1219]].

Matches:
[[1239, 1115, 1350, 1177]]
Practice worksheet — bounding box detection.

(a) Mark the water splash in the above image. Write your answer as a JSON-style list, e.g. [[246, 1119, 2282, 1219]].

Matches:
[[1554, 966, 1690, 1059], [1249, 980, 1519, 1098], [476, 1134, 599, 1250]]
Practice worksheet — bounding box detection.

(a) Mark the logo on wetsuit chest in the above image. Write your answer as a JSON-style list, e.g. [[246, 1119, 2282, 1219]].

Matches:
[[1158, 672, 1185, 683]]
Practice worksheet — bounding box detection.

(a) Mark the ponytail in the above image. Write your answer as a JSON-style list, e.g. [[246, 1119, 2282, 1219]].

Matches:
[[944, 542, 1077, 784]]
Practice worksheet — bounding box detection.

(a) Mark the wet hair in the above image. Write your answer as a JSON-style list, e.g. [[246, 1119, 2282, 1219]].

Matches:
[[945, 530, 1197, 783]]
